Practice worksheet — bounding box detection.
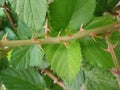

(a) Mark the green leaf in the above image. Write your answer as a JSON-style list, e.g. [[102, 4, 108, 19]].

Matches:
[[10, 45, 45, 69], [80, 38, 114, 68], [94, 0, 119, 16], [85, 15, 117, 30], [17, 19, 33, 39], [4, 27, 17, 40], [0, 68, 46, 90], [80, 16, 118, 68], [0, 57, 9, 70], [44, 41, 82, 83], [106, 0, 119, 10], [49, 0, 96, 34], [0, 8, 5, 30], [9, 0, 47, 31], [94, 0, 107, 16], [65, 70, 84, 90], [84, 66, 119, 90], [0, 0, 5, 6], [43, 75, 63, 90]]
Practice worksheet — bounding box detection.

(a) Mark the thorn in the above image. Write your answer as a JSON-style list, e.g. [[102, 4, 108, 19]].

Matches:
[[79, 24, 84, 32], [31, 35, 37, 43], [63, 42, 68, 48], [90, 33, 103, 42], [90, 33, 96, 42], [40, 69, 45, 74], [39, 44, 44, 52], [111, 68, 120, 77], [95, 35, 103, 39], [101, 47, 111, 53], [101, 47, 107, 52], [117, 16, 120, 22], [40, 69, 46, 76], [1, 33, 8, 41], [113, 41, 119, 48], [53, 80, 57, 84], [57, 31, 61, 37], [68, 33, 72, 37], [43, 19, 50, 38]]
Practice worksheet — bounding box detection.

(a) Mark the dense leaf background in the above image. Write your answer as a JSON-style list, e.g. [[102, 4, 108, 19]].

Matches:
[[0, 0, 120, 90]]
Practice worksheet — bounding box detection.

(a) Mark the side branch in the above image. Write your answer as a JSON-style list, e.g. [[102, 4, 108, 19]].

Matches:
[[0, 23, 120, 47], [3, 4, 17, 33], [105, 33, 120, 74], [40, 69, 65, 89]]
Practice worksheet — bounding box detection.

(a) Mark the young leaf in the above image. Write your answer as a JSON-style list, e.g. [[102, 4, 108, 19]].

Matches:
[[9, 0, 47, 31], [49, 0, 96, 34], [0, 68, 46, 90], [10, 45, 45, 69], [44, 41, 82, 83]]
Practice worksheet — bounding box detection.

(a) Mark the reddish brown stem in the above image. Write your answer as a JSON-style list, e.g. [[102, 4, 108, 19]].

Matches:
[[40, 69, 65, 89], [105, 33, 120, 74], [3, 4, 17, 33], [0, 22, 120, 47]]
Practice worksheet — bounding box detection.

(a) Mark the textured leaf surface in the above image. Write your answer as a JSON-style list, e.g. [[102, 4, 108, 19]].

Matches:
[[80, 16, 118, 68], [84, 66, 119, 90], [17, 19, 33, 39], [0, 57, 9, 70], [44, 41, 82, 83], [9, 0, 47, 31], [65, 70, 84, 90], [95, 0, 119, 16], [80, 38, 114, 68], [85, 15, 117, 29], [49, 0, 96, 34], [10, 45, 44, 69], [0, 68, 46, 90]]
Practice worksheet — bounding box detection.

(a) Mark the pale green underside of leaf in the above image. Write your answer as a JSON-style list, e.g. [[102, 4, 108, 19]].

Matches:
[[0, 68, 46, 90], [17, 19, 33, 39], [10, 45, 44, 69], [9, 0, 47, 31], [49, 0, 96, 34], [65, 70, 84, 90], [65, 66, 119, 90], [84, 66, 119, 90], [44, 41, 82, 83]]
